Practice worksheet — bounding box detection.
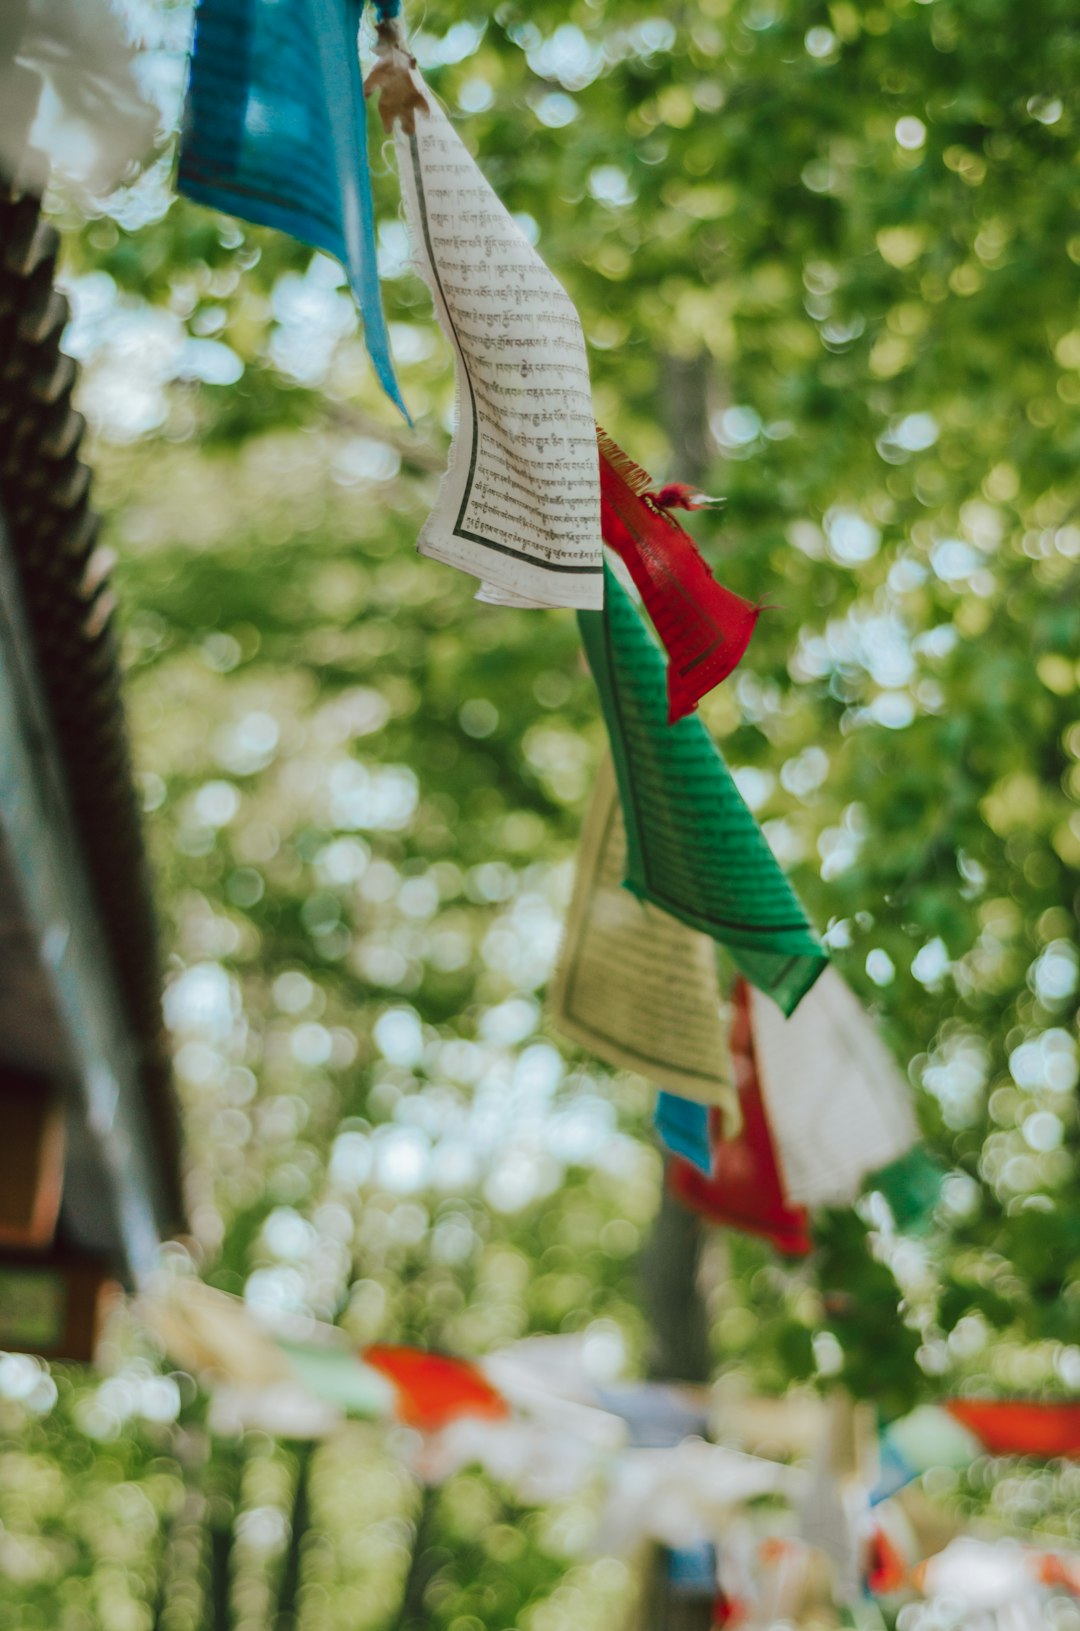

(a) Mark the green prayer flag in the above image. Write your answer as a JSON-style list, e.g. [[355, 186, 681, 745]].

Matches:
[[578, 566, 827, 1015], [870, 1146, 944, 1234], [276, 1339, 395, 1417]]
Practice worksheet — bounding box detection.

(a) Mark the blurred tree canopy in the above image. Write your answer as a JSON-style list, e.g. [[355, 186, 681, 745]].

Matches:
[[4, 0, 1080, 1623]]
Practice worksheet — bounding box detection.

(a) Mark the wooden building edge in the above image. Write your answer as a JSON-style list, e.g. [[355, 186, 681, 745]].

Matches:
[[0, 167, 183, 1360]]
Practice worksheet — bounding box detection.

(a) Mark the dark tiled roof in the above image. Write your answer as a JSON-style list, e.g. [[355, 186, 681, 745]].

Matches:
[[0, 184, 182, 1227]]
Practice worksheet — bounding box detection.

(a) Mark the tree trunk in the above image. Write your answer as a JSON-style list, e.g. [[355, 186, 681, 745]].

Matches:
[[659, 354, 713, 488], [639, 1183, 714, 1631], [638, 350, 718, 1631]]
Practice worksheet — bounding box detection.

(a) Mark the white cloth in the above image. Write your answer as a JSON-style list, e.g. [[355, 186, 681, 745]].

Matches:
[[395, 68, 602, 609], [750, 969, 918, 1206]]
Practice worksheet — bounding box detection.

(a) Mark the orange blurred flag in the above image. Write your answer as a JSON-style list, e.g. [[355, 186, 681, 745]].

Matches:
[[363, 1344, 509, 1431], [946, 1398, 1080, 1459]]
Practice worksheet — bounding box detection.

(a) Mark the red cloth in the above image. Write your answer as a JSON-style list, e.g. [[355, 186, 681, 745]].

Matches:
[[363, 1344, 509, 1430], [866, 1527, 907, 1593], [598, 430, 759, 723], [945, 1398, 1080, 1459], [669, 980, 812, 1255], [711, 1589, 743, 1626]]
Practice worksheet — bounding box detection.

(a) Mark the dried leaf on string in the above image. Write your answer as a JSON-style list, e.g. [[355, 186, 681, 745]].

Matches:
[[364, 16, 429, 136]]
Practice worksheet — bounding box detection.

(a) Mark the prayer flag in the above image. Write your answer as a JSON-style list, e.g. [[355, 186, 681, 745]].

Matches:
[[178, 0, 406, 414], [598, 430, 759, 722], [747, 971, 919, 1207], [578, 566, 827, 1016], [871, 1147, 944, 1233], [655, 1091, 713, 1174], [363, 1344, 509, 1430], [391, 55, 602, 607], [866, 1528, 908, 1594], [1, 0, 158, 195], [670, 981, 812, 1254], [945, 1399, 1080, 1460], [870, 1404, 982, 1503], [550, 754, 737, 1110]]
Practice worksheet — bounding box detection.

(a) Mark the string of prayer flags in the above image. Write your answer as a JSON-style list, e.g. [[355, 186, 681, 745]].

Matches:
[[669, 981, 812, 1255], [746, 970, 919, 1208], [549, 755, 738, 1111], [363, 1343, 510, 1430], [655, 1091, 714, 1175], [597, 430, 760, 723], [578, 565, 827, 1017], [177, 0, 406, 416], [385, 43, 603, 609], [140, 1284, 1080, 1620]]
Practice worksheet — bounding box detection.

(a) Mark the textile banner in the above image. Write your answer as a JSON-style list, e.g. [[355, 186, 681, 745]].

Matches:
[[395, 65, 602, 608], [655, 1091, 714, 1173], [550, 754, 737, 1109], [364, 1343, 509, 1430], [669, 981, 813, 1255], [598, 430, 759, 722], [178, 0, 405, 413], [578, 566, 827, 1016], [748, 970, 919, 1207]]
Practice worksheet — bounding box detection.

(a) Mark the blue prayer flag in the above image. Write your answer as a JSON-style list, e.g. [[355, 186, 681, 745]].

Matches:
[[654, 1091, 713, 1175], [178, 0, 406, 416], [869, 1434, 917, 1506], [666, 1542, 718, 1596]]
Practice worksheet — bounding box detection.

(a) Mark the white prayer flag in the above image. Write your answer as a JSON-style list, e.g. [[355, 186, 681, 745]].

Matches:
[[395, 69, 603, 609], [749, 969, 918, 1206]]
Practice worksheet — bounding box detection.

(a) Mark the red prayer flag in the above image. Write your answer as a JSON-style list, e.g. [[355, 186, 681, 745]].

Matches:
[[597, 429, 760, 723], [668, 980, 812, 1255], [711, 1589, 743, 1627], [945, 1398, 1080, 1459], [866, 1528, 908, 1594], [363, 1344, 509, 1431]]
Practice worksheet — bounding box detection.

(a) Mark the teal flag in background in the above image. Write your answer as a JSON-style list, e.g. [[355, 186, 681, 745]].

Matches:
[[178, 0, 407, 417], [578, 567, 827, 1016]]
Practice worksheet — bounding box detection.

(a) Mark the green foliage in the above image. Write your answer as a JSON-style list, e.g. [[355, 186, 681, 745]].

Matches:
[[5, 0, 1080, 1618]]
